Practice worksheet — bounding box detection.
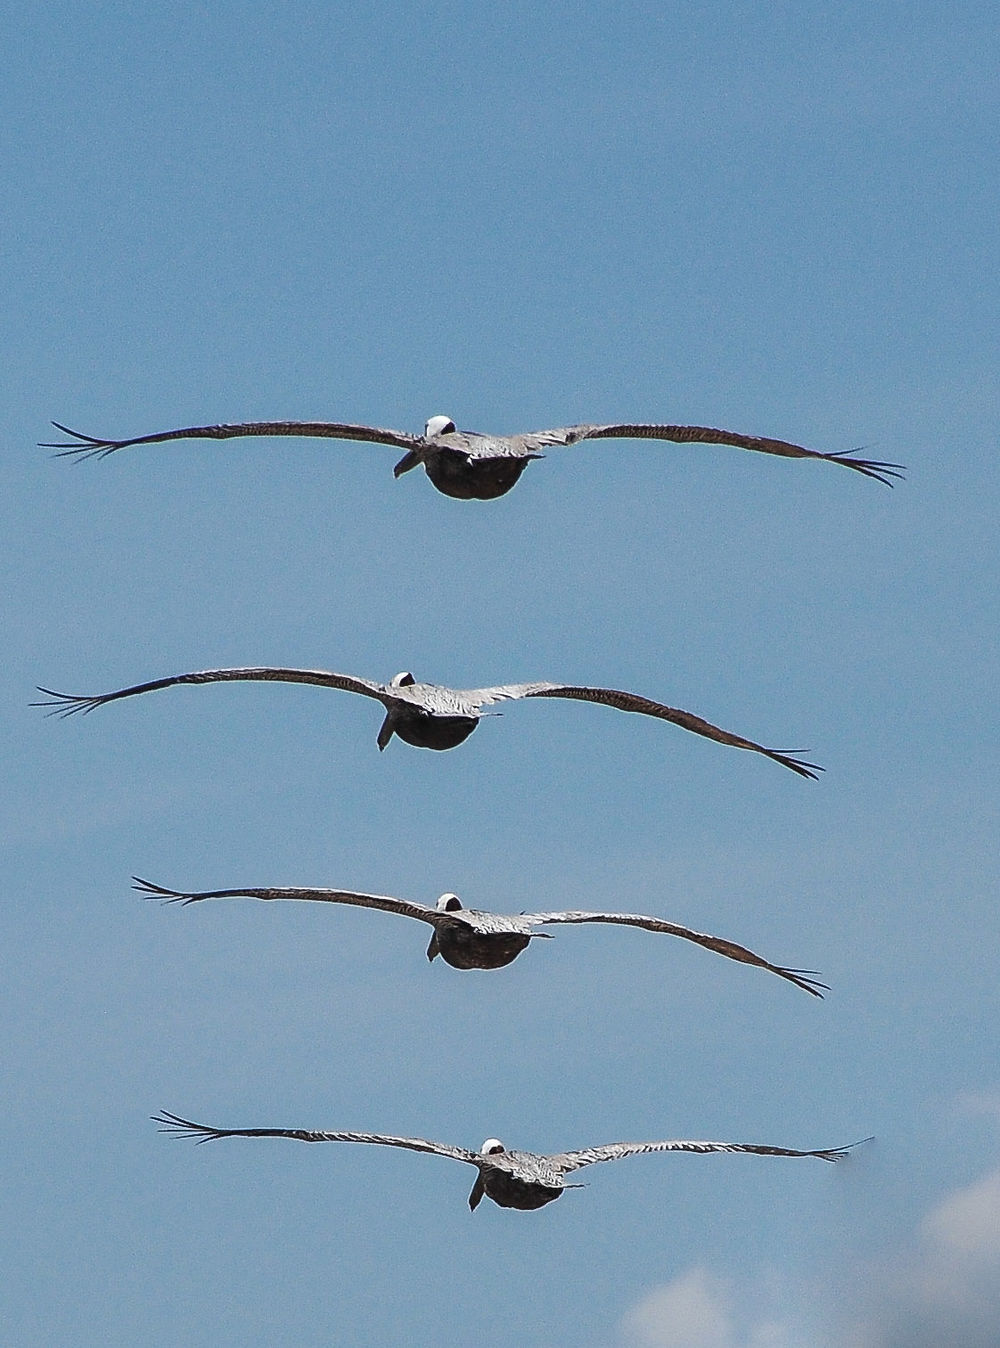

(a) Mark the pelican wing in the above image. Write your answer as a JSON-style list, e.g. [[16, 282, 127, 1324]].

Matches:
[[551, 1136, 870, 1175], [134, 877, 441, 926], [42, 419, 422, 462], [153, 1112, 480, 1165], [473, 682, 822, 779], [518, 909, 826, 996], [529, 422, 903, 486], [33, 666, 390, 718]]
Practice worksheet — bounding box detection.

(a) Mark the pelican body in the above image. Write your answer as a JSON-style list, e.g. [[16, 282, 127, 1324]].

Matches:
[[385, 706, 479, 750], [154, 1112, 868, 1212], [44, 413, 904, 498], [408, 419, 536, 499], [426, 903, 533, 968], [135, 879, 827, 993], [470, 1142, 567, 1209], [36, 666, 823, 778]]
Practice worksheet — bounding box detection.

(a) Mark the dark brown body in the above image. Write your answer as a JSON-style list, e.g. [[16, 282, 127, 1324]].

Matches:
[[480, 1169, 563, 1210], [393, 712, 479, 750], [422, 451, 532, 500], [428, 923, 532, 970]]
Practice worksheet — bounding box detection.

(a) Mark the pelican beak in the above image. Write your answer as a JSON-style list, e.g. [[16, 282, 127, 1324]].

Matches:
[[468, 1174, 485, 1211], [393, 450, 422, 478], [377, 713, 396, 751]]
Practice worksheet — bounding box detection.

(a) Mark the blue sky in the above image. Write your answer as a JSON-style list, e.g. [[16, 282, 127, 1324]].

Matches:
[[3, 2, 998, 1344]]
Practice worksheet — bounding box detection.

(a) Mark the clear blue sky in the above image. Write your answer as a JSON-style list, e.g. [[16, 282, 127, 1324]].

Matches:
[[3, 2, 998, 1345]]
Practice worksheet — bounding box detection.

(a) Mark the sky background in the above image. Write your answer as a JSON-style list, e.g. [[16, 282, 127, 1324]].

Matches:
[[3, 2, 999, 1345]]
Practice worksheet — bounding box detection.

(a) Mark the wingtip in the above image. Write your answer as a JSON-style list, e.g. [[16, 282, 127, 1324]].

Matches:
[[132, 876, 185, 903], [826, 1135, 875, 1161], [787, 969, 829, 998], [153, 1110, 221, 1143], [771, 750, 825, 780]]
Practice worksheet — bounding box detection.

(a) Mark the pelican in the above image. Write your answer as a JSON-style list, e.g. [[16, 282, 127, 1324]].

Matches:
[[42, 414, 903, 499], [153, 1111, 868, 1211], [34, 666, 822, 777], [134, 878, 827, 995]]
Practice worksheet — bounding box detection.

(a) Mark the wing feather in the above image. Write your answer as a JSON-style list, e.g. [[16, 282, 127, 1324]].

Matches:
[[153, 1112, 479, 1164], [552, 1136, 871, 1174], [519, 909, 826, 996], [541, 423, 904, 485], [33, 667, 390, 717], [42, 420, 422, 461], [133, 877, 440, 925], [499, 682, 823, 779]]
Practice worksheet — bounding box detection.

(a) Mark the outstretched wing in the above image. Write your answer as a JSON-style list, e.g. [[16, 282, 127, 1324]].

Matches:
[[518, 909, 826, 996], [33, 666, 390, 718], [134, 877, 442, 925], [42, 419, 423, 462], [551, 1136, 872, 1174], [153, 1111, 479, 1165], [466, 682, 822, 779], [529, 423, 903, 486]]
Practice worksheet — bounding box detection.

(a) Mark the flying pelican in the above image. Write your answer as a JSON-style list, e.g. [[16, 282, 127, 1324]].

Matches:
[[153, 1111, 868, 1211], [134, 878, 827, 995], [42, 414, 903, 499], [34, 666, 822, 777]]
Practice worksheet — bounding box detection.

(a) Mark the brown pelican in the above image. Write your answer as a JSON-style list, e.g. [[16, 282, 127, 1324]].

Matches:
[[153, 1111, 868, 1211], [42, 414, 903, 499], [34, 666, 822, 776], [134, 878, 827, 995]]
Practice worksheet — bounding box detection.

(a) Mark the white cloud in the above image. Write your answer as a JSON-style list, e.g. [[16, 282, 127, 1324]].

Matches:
[[619, 1267, 734, 1348], [618, 1163, 1000, 1348], [922, 1166, 1000, 1259], [618, 1267, 809, 1348]]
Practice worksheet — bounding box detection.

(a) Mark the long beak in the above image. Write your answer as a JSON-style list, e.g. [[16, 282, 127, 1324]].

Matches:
[[468, 1174, 485, 1211], [377, 713, 396, 751], [393, 450, 422, 478]]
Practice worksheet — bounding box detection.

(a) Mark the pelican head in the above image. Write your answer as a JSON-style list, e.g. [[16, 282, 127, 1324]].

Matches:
[[436, 893, 463, 913], [390, 671, 416, 688], [480, 1138, 506, 1156], [424, 415, 456, 439]]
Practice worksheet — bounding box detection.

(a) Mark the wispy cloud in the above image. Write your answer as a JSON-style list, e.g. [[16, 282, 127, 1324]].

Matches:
[[955, 1090, 1000, 1124], [923, 1166, 1000, 1259], [618, 1266, 811, 1348], [619, 1267, 734, 1348]]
